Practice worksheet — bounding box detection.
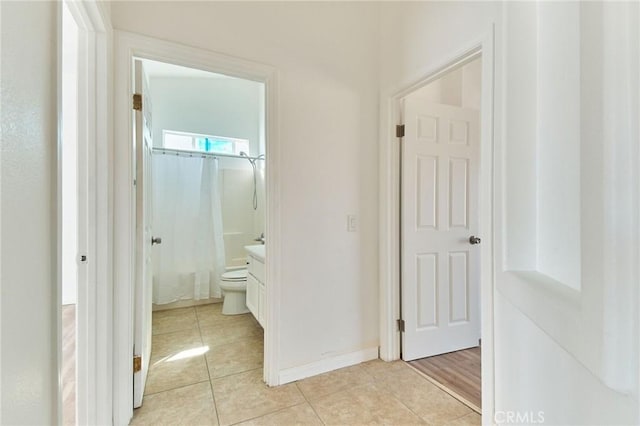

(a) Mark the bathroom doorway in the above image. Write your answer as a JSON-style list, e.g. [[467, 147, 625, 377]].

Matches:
[[113, 33, 280, 423], [131, 58, 268, 411]]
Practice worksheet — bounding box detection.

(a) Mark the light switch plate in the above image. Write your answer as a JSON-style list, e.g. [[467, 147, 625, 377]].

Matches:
[[347, 214, 357, 232]]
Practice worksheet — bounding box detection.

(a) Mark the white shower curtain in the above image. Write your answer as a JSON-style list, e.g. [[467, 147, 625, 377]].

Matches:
[[152, 154, 226, 304]]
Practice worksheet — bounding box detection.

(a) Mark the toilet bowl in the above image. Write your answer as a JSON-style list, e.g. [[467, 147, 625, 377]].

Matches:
[[219, 269, 249, 315]]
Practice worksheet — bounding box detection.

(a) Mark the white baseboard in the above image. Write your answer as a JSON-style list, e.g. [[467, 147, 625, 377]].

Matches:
[[278, 347, 379, 385]]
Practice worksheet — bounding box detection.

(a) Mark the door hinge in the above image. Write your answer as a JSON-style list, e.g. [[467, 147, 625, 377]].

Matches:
[[397, 318, 405, 332], [396, 124, 405, 138], [133, 93, 142, 111], [133, 355, 142, 373]]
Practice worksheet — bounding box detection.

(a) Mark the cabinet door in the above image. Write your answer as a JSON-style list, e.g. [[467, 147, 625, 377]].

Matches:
[[258, 283, 265, 328], [246, 274, 260, 321]]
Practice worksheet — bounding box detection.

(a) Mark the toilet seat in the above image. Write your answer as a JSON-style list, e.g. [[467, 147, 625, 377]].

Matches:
[[221, 269, 248, 282]]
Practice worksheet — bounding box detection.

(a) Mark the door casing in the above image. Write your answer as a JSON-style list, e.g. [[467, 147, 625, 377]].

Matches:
[[378, 27, 496, 420], [57, 1, 111, 424]]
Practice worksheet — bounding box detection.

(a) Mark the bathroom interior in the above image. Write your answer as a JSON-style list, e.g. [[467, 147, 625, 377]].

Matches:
[[141, 59, 267, 398]]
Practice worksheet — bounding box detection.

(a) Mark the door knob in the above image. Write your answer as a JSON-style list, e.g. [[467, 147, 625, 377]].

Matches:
[[151, 237, 162, 245], [469, 236, 481, 245]]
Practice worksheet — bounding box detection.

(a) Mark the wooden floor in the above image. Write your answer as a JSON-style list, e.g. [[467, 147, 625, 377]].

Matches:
[[408, 346, 481, 411], [62, 304, 75, 426]]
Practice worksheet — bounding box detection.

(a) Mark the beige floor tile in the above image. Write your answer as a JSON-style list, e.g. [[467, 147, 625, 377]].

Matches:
[[200, 320, 263, 349], [377, 369, 471, 425], [361, 358, 413, 380], [152, 307, 198, 335], [310, 382, 425, 425], [212, 369, 305, 426], [235, 403, 323, 426], [145, 353, 210, 395], [131, 382, 218, 426], [296, 364, 374, 400], [205, 336, 263, 379], [151, 328, 203, 358], [196, 304, 257, 329], [444, 412, 482, 426]]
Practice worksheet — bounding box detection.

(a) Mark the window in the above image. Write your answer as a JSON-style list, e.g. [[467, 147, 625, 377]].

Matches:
[[163, 130, 250, 156]]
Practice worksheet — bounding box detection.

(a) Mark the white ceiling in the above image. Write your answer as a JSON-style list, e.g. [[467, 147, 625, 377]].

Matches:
[[142, 59, 237, 80]]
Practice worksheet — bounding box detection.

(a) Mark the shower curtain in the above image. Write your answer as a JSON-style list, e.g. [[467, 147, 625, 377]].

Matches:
[[152, 154, 226, 304]]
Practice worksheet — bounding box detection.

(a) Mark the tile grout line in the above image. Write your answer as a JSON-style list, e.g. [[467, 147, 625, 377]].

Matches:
[[155, 305, 343, 426], [196, 305, 223, 426], [227, 401, 317, 426], [293, 382, 327, 425], [294, 362, 433, 425], [146, 308, 201, 395], [208, 363, 263, 381], [142, 379, 211, 398], [368, 375, 431, 424], [151, 306, 199, 336], [405, 361, 481, 414], [448, 411, 482, 424], [289, 363, 381, 425], [151, 326, 199, 337], [294, 364, 376, 403]]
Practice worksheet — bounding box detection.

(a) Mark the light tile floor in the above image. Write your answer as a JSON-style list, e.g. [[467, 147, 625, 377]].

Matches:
[[131, 303, 481, 426]]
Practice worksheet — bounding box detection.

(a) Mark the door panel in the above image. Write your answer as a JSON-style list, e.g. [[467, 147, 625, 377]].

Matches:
[[416, 156, 437, 229], [133, 60, 153, 407], [416, 253, 438, 328], [401, 99, 480, 361], [449, 251, 469, 323], [449, 158, 469, 228]]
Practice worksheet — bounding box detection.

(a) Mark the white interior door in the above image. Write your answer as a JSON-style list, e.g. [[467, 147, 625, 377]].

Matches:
[[133, 60, 154, 407], [401, 98, 481, 361]]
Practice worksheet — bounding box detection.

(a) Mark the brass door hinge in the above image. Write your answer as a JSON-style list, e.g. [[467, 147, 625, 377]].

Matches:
[[396, 124, 405, 138], [133, 93, 142, 111], [397, 318, 405, 332], [133, 355, 142, 373]]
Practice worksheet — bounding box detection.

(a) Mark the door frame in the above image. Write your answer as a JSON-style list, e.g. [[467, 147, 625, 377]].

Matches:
[[113, 31, 281, 424], [57, 1, 112, 424], [378, 27, 495, 419]]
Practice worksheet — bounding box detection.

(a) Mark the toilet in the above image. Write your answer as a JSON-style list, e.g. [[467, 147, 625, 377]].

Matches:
[[219, 269, 249, 315]]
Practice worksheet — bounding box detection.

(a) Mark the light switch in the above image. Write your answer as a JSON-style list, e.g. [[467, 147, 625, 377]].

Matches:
[[347, 214, 357, 232]]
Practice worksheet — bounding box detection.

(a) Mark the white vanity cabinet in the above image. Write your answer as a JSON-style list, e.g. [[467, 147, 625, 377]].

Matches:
[[245, 246, 266, 328]]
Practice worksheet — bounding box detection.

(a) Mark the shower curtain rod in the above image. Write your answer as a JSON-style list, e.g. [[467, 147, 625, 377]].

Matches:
[[152, 147, 265, 161]]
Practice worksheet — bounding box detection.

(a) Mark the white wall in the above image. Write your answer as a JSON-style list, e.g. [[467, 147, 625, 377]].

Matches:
[[219, 162, 260, 267], [112, 1, 380, 371], [150, 76, 264, 156], [495, 293, 637, 425], [148, 75, 265, 267], [62, 2, 78, 305], [380, 1, 639, 425], [1, 1, 59, 424]]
